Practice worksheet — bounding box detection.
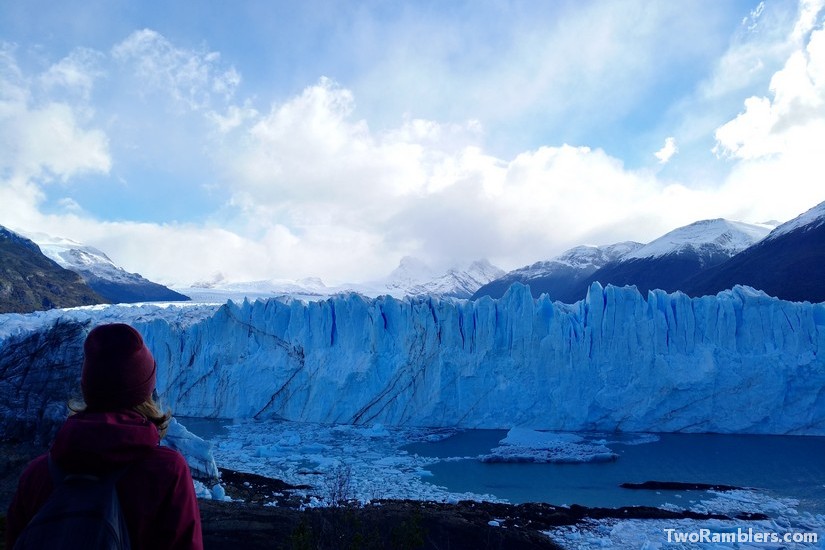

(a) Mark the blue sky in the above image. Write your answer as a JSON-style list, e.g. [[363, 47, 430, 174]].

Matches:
[[1, 0, 824, 286]]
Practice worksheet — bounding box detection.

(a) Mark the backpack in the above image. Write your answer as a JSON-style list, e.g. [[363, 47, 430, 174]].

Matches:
[[13, 456, 132, 550]]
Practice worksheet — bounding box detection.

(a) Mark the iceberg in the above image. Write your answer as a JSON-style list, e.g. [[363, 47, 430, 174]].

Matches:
[[163, 417, 220, 480], [2, 283, 824, 436], [480, 428, 619, 463]]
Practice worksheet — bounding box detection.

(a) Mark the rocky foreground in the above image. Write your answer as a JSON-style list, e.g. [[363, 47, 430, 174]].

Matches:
[[1, 443, 765, 550], [202, 469, 766, 550]]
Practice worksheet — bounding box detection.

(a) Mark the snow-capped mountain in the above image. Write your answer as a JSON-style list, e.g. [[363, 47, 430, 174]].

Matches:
[[404, 259, 505, 298], [344, 257, 505, 299], [765, 200, 825, 239], [476, 218, 773, 303], [0, 226, 105, 313], [621, 219, 772, 262], [472, 242, 642, 302], [382, 256, 438, 293], [578, 218, 773, 297], [685, 201, 825, 302], [29, 233, 190, 304], [179, 257, 504, 302]]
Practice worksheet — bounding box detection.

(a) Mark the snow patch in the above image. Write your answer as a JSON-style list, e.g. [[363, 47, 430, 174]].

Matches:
[[549, 490, 825, 549], [623, 219, 771, 260], [768, 200, 825, 239]]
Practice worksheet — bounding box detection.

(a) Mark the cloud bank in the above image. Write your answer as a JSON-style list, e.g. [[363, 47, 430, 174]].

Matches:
[[1, 3, 824, 286]]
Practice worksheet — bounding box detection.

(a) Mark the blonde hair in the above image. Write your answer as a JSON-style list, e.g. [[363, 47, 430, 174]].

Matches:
[[68, 395, 173, 439]]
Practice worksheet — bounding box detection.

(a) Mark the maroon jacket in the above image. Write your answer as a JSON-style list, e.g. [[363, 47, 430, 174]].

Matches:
[[6, 410, 203, 549]]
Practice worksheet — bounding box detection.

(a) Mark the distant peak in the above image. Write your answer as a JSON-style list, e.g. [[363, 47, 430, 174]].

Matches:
[[468, 258, 494, 269], [552, 241, 643, 268], [387, 256, 436, 287], [624, 218, 770, 260], [465, 258, 504, 276]]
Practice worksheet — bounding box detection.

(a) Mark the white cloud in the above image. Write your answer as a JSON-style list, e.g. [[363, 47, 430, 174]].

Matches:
[[699, 2, 799, 103], [3, 9, 825, 288], [714, 20, 824, 161], [710, 4, 825, 224], [350, 1, 742, 149], [654, 137, 678, 164], [207, 81, 718, 281], [40, 48, 105, 100], [0, 49, 111, 184], [9, 103, 111, 180], [207, 102, 259, 133], [792, 0, 825, 41], [112, 29, 240, 110]]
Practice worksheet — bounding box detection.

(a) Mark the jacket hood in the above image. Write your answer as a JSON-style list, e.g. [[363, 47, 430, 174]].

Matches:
[[50, 410, 161, 473]]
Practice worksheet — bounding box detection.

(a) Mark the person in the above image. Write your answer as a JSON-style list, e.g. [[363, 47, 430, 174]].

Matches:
[[5, 323, 203, 549]]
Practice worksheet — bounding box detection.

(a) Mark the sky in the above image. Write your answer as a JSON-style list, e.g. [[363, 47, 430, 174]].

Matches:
[[1, 0, 824, 287]]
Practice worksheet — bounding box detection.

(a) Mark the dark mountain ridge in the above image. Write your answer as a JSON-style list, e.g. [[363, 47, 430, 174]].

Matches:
[[683, 204, 825, 303], [0, 226, 106, 314], [30, 233, 190, 304], [471, 242, 642, 303], [474, 218, 772, 303]]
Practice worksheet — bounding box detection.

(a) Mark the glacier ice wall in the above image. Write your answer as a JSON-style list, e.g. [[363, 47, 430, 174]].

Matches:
[[1, 283, 823, 436], [133, 283, 825, 434]]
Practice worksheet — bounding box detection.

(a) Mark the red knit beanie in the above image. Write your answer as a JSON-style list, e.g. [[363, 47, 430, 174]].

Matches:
[[81, 323, 157, 410]]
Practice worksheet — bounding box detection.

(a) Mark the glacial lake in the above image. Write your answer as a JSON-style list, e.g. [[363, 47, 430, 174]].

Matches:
[[179, 417, 825, 514], [403, 430, 825, 513]]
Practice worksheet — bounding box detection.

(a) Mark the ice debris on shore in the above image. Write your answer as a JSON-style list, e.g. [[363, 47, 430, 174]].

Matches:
[[551, 490, 825, 549]]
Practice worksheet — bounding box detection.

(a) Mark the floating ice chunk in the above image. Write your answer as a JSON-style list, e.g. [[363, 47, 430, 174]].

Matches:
[[500, 428, 585, 447], [481, 428, 618, 464]]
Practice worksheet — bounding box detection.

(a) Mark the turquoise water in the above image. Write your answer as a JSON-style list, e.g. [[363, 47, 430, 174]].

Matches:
[[179, 416, 825, 514], [177, 416, 235, 439], [403, 431, 825, 513]]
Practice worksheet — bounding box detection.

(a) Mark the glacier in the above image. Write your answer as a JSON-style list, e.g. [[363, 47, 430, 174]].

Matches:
[[2, 282, 824, 437]]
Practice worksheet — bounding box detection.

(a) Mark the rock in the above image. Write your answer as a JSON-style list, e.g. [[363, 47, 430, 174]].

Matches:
[[620, 480, 743, 492]]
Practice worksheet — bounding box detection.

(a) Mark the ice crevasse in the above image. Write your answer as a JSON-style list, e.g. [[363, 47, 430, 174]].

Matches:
[[136, 282, 825, 434]]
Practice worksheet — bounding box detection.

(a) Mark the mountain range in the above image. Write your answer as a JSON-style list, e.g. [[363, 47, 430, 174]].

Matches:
[[474, 201, 824, 304], [2, 199, 823, 314], [0, 226, 188, 314], [177, 257, 505, 302], [471, 242, 643, 304], [683, 202, 825, 303]]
